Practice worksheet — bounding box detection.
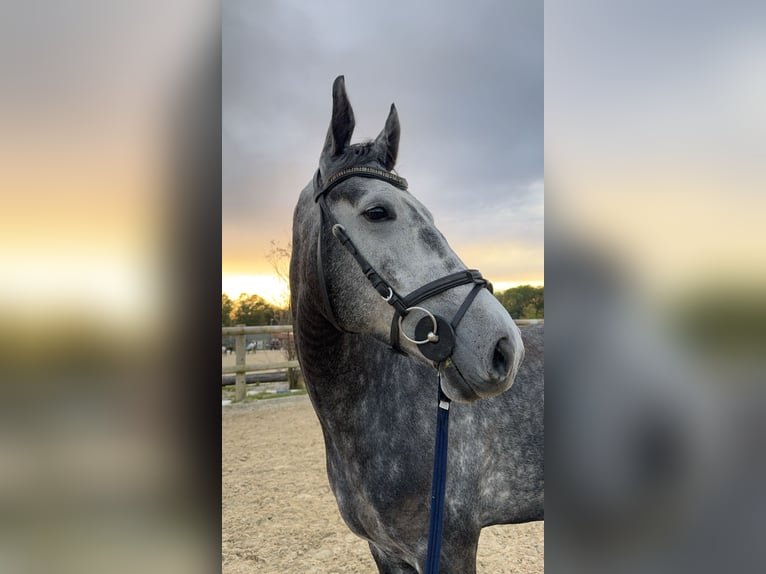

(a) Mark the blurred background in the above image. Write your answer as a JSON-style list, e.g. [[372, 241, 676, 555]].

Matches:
[[546, 1, 766, 572], [0, 2, 219, 573], [0, 1, 764, 573]]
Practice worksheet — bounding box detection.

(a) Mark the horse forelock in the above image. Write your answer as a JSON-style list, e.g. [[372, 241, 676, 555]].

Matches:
[[319, 139, 400, 184]]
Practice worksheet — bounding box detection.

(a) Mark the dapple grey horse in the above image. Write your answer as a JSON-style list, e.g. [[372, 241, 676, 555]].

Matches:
[[290, 76, 543, 573]]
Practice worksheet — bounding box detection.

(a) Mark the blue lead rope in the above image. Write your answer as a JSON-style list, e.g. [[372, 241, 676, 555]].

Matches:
[[425, 374, 451, 574]]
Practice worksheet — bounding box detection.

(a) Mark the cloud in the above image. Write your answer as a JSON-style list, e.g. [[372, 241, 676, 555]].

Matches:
[[223, 0, 543, 281]]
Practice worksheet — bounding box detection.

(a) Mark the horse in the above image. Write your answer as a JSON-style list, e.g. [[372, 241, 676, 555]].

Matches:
[[289, 76, 543, 573]]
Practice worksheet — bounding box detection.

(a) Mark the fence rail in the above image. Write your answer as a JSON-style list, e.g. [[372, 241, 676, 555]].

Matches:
[[222, 319, 543, 402], [222, 360, 300, 375], [222, 325, 295, 336]]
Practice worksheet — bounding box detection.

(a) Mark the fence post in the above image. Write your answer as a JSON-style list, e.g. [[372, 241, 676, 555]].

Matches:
[[286, 334, 302, 389], [235, 325, 246, 401]]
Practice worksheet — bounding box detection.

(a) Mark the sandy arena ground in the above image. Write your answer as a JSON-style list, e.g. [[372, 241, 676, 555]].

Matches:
[[221, 349, 290, 371], [222, 395, 543, 573]]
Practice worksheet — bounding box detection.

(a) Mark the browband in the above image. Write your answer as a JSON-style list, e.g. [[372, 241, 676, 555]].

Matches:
[[314, 166, 408, 201]]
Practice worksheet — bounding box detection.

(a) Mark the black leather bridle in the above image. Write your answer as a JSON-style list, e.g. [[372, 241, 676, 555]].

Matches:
[[313, 165, 493, 363], [313, 163, 496, 573]]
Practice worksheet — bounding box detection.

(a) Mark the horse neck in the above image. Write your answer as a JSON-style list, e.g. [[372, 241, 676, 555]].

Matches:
[[292, 297, 369, 417], [288, 215, 358, 388], [292, 262, 436, 439], [293, 295, 344, 376]]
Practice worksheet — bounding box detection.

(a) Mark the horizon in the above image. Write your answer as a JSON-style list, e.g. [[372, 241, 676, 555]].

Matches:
[[221, 272, 544, 309]]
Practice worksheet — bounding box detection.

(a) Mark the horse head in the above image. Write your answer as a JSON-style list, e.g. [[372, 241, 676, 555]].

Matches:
[[296, 76, 524, 403]]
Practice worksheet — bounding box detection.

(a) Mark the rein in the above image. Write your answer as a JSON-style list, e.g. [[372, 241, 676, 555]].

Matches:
[[312, 165, 492, 572], [426, 377, 451, 574]]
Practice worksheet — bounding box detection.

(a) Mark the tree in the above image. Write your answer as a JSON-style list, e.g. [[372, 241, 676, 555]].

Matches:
[[266, 239, 298, 387], [222, 293, 234, 327], [494, 285, 544, 319], [231, 293, 276, 326], [266, 239, 292, 323]]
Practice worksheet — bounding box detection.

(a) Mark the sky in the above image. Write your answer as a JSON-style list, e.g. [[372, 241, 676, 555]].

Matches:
[[545, 0, 766, 297], [0, 1, 214, 331], [222, 0, 543, 304]]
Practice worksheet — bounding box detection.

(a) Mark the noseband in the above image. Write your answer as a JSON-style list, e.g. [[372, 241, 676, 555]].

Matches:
[[313, 166, 493, 363]]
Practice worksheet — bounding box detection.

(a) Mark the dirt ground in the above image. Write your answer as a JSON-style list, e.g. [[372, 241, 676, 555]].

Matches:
[[221, 349, 289, 371], [222, 395, 543, 573]]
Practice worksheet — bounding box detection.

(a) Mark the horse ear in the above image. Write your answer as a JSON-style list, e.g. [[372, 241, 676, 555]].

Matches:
[[375, 103, 400, 170], [323, 75, 355, 157]]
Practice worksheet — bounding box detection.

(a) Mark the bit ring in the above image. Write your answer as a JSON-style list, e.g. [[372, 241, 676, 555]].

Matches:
[[398, 306, 439, 345]]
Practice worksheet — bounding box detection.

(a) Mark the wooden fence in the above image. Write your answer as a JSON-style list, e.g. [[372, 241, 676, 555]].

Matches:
[[222, 325, 300, 402], [222, 319, 543, 403]]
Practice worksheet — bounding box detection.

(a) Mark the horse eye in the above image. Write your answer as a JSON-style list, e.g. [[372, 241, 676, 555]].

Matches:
[[363, 206, 390, 221]]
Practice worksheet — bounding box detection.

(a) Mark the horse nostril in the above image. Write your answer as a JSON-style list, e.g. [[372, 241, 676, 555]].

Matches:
[[491, 338, 511, 379]]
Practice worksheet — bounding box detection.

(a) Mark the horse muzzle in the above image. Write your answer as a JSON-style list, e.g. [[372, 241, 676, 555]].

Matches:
[[437, 300, 524, 403]]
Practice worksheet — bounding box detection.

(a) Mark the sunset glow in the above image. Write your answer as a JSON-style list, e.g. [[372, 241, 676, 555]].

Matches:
[[492, 280, 544, 292], [221, 274, 290, 307]]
